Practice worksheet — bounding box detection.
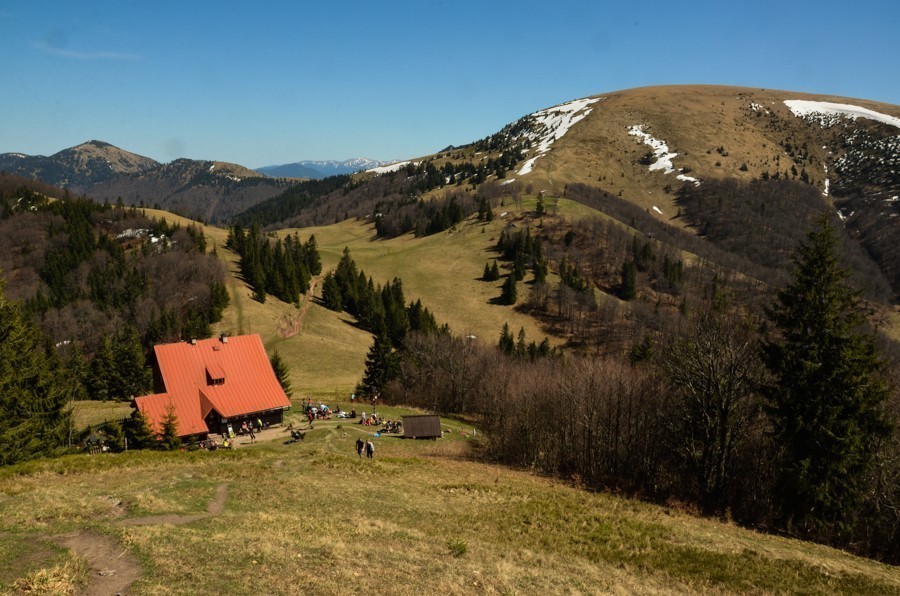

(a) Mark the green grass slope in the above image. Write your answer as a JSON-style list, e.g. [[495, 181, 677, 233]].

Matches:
[[143, 200, 594, 400], [2, 417, 898, 594]]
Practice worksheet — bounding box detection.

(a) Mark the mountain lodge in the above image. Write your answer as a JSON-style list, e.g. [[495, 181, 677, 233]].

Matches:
[[134, 334, 291, 439]]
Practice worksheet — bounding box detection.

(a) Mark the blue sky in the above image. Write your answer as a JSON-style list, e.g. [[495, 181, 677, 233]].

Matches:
[[2, 0, 899, 168]]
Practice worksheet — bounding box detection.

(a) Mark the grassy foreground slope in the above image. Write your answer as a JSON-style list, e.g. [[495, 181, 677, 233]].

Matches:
[[2, 414, 899, 595]]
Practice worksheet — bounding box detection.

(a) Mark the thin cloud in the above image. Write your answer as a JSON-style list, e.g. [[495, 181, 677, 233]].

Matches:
[[31, 41, 140, 61]]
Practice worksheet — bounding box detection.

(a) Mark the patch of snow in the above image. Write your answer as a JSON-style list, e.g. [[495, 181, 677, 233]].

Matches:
[[515, 97, 601, 175], [367, 161, 414, 174], [652, 206, 663, 215], [501, 178, 517, 185], [500, 212, 508, 218], [784, 100, 900, 130], [226, 174, 242, 182], [629, 125, 702, 188], [209, 164, 216, 171], [517, 156, 540, 176], [823, 164, 830, 197], [9, 153, 26, 158], [628, 125, 677, 174], [886, 196, 899, 203], [750, 102, 762, 111]]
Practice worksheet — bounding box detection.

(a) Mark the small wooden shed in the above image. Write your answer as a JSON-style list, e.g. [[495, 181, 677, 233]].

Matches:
[[402, 414, 442, 440]]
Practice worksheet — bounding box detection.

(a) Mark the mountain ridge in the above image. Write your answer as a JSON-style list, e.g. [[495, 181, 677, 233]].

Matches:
[[256, 157, 390, 179]]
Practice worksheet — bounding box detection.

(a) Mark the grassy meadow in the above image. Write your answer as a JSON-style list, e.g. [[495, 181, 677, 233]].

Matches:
[[145, 199, 601, 401], [2, 411, 899, 595]]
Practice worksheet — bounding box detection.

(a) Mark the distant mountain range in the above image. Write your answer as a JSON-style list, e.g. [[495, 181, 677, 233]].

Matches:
[[0, 141, 293, 223], [256, 158, 390, 179]]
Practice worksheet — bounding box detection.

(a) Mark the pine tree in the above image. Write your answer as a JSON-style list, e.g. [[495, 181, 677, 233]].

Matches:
[[762, 214, 891, 538], [127, 409, 155, 449], [0, 278, 72, 464], [498, 322, 515, 354], [270, 350, 293, 397], [114, 326, 151, 400], [500, 274, 517, 305], [87, 334, 117, 401], [620, 261, 637, 300], [159, 402, 180, 450], [321, 272, 343, 311], [515, 327, 527, 357], [361, 328, 398, 397]]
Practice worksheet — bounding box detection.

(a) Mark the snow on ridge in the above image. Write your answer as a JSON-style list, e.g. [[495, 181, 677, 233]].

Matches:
[[784, 100, 900, 130], [366, 160, 416, 175], [516, 97, 601, 176], [628, 125, 701, 187]]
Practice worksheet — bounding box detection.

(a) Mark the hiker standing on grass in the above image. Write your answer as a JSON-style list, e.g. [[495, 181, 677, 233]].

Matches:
[[356, 437, 364, 458], [249, 428, 256, 443], [365, 439, 374, 459]]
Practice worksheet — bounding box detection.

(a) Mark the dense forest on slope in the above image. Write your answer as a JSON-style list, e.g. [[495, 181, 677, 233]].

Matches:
[[226, 224, 321, 304], [0, 196, 228, 403]]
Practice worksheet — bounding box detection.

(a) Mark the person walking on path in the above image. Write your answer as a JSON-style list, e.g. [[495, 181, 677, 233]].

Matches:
[[365, 439, 375, 459], [356, 437, 364, 458]]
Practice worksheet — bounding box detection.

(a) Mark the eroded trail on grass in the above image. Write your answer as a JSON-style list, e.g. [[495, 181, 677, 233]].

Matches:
[[119, 482, 229, 526], [277, 276, 320, 338], [54, 483, 229, 595], [53, 532, 141, 596]]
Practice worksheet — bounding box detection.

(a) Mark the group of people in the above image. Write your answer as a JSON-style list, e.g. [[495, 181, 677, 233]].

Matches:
[[381, 420, 402, 434], [355, 436, 375, 458], [238, 419, 264, 443]]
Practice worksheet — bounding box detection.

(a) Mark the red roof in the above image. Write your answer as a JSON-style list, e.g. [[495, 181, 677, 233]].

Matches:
[[134, 334, 290, 437]]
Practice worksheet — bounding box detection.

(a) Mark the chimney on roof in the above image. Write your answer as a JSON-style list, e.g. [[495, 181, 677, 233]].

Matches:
[[190, 338, 197, 345], [220, 333, 228, 344]]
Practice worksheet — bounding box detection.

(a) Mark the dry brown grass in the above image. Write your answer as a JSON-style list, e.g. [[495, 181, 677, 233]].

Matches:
[[1, 415, 899, 594]]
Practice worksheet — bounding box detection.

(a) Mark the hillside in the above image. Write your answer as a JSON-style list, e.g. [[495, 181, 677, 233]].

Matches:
[[234, 86, 900, 301], [0, 140, 158, 187], [143, 201, 574, 397], [0, 142, 295, 223], [3, 416, 899, 594]]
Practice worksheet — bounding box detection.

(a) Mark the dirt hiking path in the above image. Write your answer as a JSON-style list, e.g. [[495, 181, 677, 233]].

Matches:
[[52, 482, 228, 595], [53, 532, 141, 596]]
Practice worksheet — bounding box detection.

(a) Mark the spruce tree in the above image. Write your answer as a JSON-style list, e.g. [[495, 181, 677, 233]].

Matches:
[[762, 214, 891, 538], [620, 261, 637, 300], [114, 326, 151, 400], [361, 328, 398, 397], [159, 403, 180, 450], [498, 322, 515, 354], [321, 273, 343, 311], [127, 409, 155, 449], [500, 274, 517, 305], [270, 350, 293, 397], [0, 278, 72, 464]]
